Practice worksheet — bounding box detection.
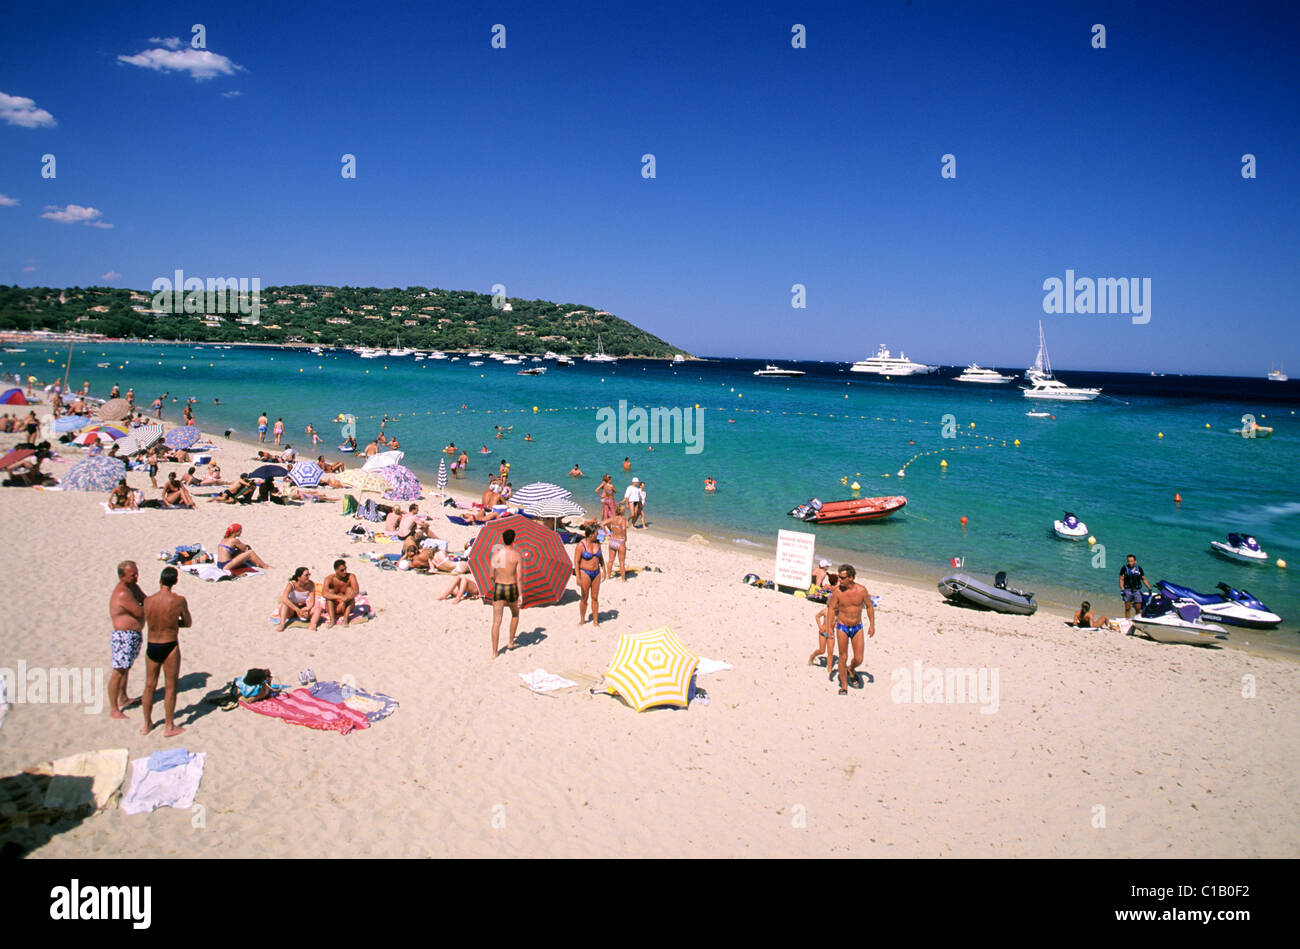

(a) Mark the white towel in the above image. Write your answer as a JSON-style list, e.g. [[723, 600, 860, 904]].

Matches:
[[181, 563, 264, 582], [519, 669, 577, 693], [121, 752, 206, 815], [696, 657, 733, 676], [101, 501, 143, 515]]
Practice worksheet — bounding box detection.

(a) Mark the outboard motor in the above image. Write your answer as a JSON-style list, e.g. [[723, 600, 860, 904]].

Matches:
[[994, 571, 1008, 590]]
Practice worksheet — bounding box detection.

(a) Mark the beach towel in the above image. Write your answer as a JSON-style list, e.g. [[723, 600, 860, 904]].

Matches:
[[445, 515, 472, 526], [308, 681, 399, 722], [120, 752, 206, 815], [239, 687, 371, 734], [182, 563, 265, 582], [267, 607, 373, 628], [1, 748, 129, 832], [101, 501, 143, 515], [695, 657, 734, 676], [519, 669, 578, 693]]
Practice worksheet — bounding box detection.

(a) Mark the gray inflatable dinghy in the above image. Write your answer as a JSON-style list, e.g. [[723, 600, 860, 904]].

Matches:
[[938, 571, 1037, 615]]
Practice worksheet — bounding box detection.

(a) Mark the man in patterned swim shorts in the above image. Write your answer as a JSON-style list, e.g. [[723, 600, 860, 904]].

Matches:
[[108, 560, 146, 719]]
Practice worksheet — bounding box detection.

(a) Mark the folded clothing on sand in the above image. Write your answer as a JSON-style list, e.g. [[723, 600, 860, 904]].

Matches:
[[308, 680, 398, 721], [121, 752, 205, 815], [239, 688, 371, 734], [147, 748, 191, 772], [519, 669, 578, 693]]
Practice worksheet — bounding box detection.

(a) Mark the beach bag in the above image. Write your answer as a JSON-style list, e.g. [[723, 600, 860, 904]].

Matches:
[[358, 498, 383, 522], [341, 494, 358, 516]]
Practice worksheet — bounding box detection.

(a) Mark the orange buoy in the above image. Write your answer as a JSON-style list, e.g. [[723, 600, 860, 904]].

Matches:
[[1174, 493, 1182, 503], [960, 516, 968, 526]]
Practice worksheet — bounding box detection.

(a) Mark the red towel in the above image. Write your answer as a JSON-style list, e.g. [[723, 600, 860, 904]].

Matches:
[[240, 688, 370, 735]]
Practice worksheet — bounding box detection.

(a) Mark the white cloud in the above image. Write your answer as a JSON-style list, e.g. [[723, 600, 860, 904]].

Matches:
[[0, 193, 19, 207], [101, 270, 122, 281], [0, 92, 57, 128], [117, 45, 241, 81], [22, 266, 36, 272], [148, 36, 184, 49], [42, 204, 114, 229], [222, 90, 242, 98]]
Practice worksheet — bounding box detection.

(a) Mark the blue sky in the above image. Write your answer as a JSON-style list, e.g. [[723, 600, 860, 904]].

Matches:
[[1, 0, 1297, 373]]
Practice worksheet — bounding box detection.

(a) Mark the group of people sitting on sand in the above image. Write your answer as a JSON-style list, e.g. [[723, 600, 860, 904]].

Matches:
[[274, 559, 362, 631], [107, 472, 197, 510]]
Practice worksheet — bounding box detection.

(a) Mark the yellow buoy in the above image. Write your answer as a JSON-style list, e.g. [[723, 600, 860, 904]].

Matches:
[[1088, 536, 1096, 545], [1013, 439, 1020, 446], [1157, 432, 1164, 438], [1278, 559, 1288, 569], [532, 406, 538, 413], [969, 422, 975, 428], [1205, 423, 1210, 428], [850, 481, 860, 490], [940, 459, 948, 467]]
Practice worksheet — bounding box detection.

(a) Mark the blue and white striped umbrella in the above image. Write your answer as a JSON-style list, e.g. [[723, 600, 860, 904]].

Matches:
[[508, 482, 572, 507], [53, 415, 92, 433], [289, 460, 323, 488], [114, 423, 164, 456], [437, 458, 447, 493], [61, 455, 126, 492]]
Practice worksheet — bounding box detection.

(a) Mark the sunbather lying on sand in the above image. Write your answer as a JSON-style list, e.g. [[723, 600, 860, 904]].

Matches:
[[437, 575, 479, 602]]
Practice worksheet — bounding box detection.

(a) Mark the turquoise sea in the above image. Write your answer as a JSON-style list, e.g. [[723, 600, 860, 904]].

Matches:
[[7, 342, 1298, 653]]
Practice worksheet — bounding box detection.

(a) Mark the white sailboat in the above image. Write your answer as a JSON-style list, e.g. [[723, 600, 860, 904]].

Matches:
[[583, 333, 617, 363], [1267, 363, 1288, 382], [1022, 322, 1101, 401]]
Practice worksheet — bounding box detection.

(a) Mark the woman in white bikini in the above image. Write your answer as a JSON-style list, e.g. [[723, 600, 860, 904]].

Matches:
[[276, 567, 322, 631]]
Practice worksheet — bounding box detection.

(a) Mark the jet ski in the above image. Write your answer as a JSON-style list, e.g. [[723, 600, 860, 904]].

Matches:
[[1130, 594, 1229, 646], [1156, 580, 1281, 629], [1053, 511, 1088, 540], [937, 571, 1037, 615], [1210, 533, 1268, 564]]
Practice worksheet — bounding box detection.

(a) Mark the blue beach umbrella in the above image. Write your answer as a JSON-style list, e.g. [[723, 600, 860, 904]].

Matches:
[[249, 464, 289, 481], [53, 415, 92, 433], [61, 454, 126, 492], [289, 460, 323, 488], [164, 425, 201, 450]]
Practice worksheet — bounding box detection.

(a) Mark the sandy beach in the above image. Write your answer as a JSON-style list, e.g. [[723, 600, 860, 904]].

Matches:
[[2, 417, 1298, 858]]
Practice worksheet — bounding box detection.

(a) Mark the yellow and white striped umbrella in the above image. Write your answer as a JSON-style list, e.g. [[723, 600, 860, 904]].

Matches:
[[604, 626, 699, 712]]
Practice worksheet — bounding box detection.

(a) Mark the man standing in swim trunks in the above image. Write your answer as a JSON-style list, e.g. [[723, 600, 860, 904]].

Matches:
[[257, 411, 268, 443], [489, 528, 525, 658], [1119, 553, 1152, 619], [140, 566, 192, 737], [825, 564, 874, 695], [108, 560, 145, 719]]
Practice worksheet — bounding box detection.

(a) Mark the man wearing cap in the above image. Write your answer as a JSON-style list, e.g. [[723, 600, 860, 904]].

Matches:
[[623, 477, 643, 526], [812, 558, 834, 589]]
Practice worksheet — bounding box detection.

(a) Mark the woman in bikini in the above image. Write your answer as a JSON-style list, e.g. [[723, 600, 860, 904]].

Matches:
[[217, 523, 271, 572], [573, 525, 604, 626], [600, 502, 629, 581], [276, 567, 322, 631], [595, 473, 616, 522]]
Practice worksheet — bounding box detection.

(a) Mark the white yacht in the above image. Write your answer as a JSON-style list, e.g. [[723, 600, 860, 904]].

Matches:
[[429, 351, 448, 360], [955, 364, 1016, 384], [469, 360, 485, 366], [502, 357, 523, 365], [583, 334, 618, 363], [850, 344, 936, 376], [467, 350, 484, 358], [489, 353, 507, 361], [543, 350, 559, 360], [556, 355, 575, 366], [753, 364, 805, 377], [673, 354, 686, 364], [1022, 322, 1101, 401], [1267, 364, 1288, 382]]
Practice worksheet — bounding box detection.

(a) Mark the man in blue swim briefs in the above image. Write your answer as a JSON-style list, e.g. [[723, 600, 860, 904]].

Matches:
[[825, 564, 875, 695], [140, 566, 192, 737]]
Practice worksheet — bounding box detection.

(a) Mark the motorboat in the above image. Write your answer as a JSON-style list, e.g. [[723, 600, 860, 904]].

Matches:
[[938, 571, 1037, 615], [502, 358, 523, 365], [467, 350, 484, 358], [788, 495, 906, 524], [543, 351, 559, 360], [1022, 322, 1100, 401], [1053, 512, 1088, 540], [1267, 364, 1288, 382], [1026, 410, 1053, 418], [1130, 595, 1229, 646], [1231, 415, 1273, 437], [583, 334, 618, 363], [955, 364, 1016, 384], [517, 367, 546, 376], [556, 355, 575, 366], [673, 354, 686, 364], [469, 360, 485, 366], [850, 344, 936, 376], [753, 364, 805, 377], [1210, 533, 1268, 563], [1156, 580, 1281, 629]]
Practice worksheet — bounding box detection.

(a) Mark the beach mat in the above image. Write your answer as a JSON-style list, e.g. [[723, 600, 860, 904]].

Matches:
[[182, 563, 265, 581], [267, 609, 373, 629], [100, 501, 143, 515], [239, 688, 370, 734]]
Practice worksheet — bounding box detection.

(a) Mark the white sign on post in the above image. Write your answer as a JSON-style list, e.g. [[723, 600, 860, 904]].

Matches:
[[775, 529, 817, 589]]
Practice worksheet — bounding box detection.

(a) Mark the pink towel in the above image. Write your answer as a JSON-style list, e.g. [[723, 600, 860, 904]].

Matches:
[[240, 688, 371, 735]]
